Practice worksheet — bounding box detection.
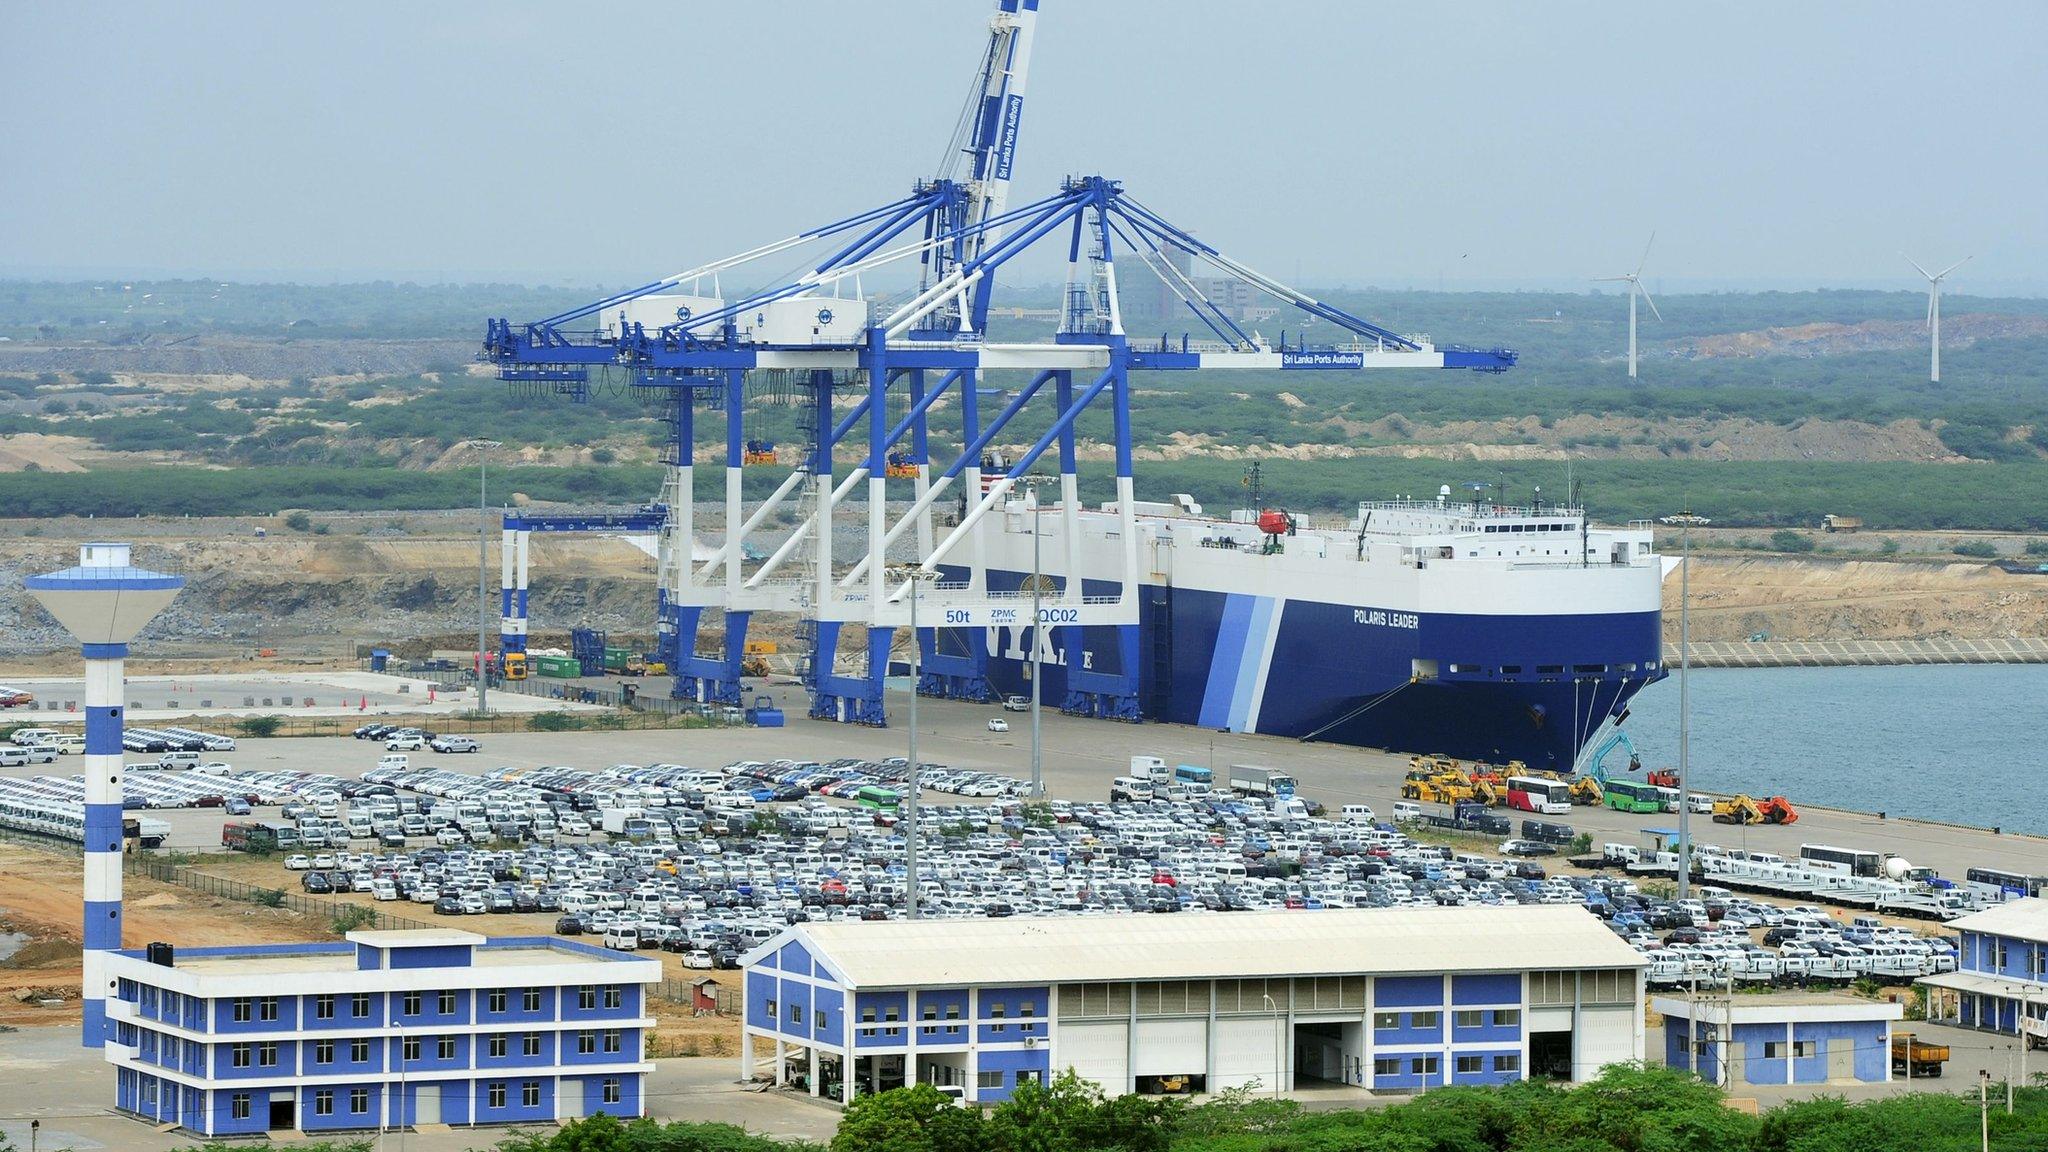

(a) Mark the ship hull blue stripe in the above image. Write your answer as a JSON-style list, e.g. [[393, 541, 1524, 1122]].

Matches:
[[1226, 596, 1275, 732], [1196, 594, 1253, 728]]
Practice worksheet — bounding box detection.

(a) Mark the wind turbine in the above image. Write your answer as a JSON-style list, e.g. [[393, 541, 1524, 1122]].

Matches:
[[1595, 233, 1661, 378], [1903, 253, 1972, 383]]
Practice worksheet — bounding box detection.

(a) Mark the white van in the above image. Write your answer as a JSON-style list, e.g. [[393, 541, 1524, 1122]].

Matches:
[[603, 925, 641, 952], [49, 734, 86, 755], [376, 754, 409, 772], [0, 747, 30, 768], [1391, 801, 1422, 823], [157, 751, 202, 770], [1340, 804, 1377, 824]]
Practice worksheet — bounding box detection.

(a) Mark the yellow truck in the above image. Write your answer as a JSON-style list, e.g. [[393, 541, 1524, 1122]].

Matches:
[[1891, 1032, 1948, 1077]]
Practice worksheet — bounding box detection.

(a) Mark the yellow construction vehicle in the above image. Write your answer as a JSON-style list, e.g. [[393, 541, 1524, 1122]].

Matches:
[[1567, 776, 1604, 806], [743, 439, 778, 466], [1714, 794, 1800, 825], [1469, 779, 1505, 807]]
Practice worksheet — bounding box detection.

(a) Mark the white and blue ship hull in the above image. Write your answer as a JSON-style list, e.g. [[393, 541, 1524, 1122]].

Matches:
[[930, 499, 1669, 768]]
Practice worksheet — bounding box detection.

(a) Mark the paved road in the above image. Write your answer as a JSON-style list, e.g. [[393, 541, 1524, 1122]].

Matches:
[[21, 681, 2025, 879]]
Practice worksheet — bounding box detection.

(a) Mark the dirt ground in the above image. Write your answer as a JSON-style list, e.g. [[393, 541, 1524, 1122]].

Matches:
[[1669, 553, 2048, 643], [0, 842, 326, 1027]]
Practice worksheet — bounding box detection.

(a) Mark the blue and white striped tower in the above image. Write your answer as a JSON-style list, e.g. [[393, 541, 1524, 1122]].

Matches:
[[24, 543, 182, 1048]]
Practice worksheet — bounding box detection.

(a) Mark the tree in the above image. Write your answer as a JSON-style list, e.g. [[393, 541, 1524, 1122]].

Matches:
[[235, 715, 284, 738], [832, 1084, 981, 1152], [284, 510, 313, 532], [984, 1072, 1104, 1152]]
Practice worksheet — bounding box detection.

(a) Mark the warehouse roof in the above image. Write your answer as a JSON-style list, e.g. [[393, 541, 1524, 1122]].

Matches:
[[773, 906, 1645, 988], [1947, 899, 2048, 943]]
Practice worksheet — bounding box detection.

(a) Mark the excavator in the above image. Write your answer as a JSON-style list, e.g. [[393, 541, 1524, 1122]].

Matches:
[[1402, 774, 1477, 804], [1468, 779, 1505, 807], [1571, 720, 1685, 801], [1711, 794, 1800, 825]]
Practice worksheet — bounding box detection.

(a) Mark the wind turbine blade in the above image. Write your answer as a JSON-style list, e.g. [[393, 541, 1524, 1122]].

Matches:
[[1635, 231, 1657, 277], [1927, 289, 1936, 328], [1934, 255, 1974, 280], [1901, 253, 1934, 281], [1591, 276, 1631, 282], [1639, 283, 1662, 322]]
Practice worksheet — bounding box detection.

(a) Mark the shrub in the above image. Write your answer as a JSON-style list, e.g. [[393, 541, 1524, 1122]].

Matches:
[[235, 715, 284, 738], [330, 905, 377, 935], [1953, 540, 1998, 558], [251, 888, 286, 908], [527, 711, 581, 732], [1769, 529, 1815, 553], [283, 510, 313, 532], [2026, 539, 2048, 556], [1879, 537, 1900, 554]]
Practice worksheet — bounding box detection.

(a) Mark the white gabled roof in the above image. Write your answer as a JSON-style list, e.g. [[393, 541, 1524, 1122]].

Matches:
[[773, 906, 1644, 990], [1948, 898, 2048, 944]]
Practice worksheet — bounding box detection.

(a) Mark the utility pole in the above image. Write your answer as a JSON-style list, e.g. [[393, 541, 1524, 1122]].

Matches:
[[1016, 476, 1053, 799], [468, 439, 502, 714], [1660, 509, 1709, 900]]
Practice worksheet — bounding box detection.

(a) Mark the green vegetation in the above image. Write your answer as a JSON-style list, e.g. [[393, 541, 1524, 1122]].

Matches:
[[234, 715, 284, 738], [263, 1067, 2048, 1152], [1771, 529, 1816, 553], [1954, 540, 1999, 558], [329, 904, 378, 935]]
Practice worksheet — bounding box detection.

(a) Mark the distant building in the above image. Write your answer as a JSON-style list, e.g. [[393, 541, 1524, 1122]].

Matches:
[[1919, 898, 2048, 1044], [740, 906, 1646, 1104], [102, 929, 659, 1138], [1656, 993, 1901, 1086]]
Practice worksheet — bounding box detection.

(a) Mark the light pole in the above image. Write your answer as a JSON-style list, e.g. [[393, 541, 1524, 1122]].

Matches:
[[1979, 1067, 1990, 1152], [1015, 477, 1054, 799], [1659, 509, 1709, 900], [467, 439, 503, 714], [1261, 993, 1282, 1098], [887, 564, 941, 919]]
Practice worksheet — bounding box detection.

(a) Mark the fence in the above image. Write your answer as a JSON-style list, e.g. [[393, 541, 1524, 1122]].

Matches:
[[125, 856, 438, 933], [651, 977, 742, 1016]]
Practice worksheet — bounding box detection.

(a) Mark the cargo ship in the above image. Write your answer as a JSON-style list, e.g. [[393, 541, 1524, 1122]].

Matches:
[[931, 485, 1670, 770]]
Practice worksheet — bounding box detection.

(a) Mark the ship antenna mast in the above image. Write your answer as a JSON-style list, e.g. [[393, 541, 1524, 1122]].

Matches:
[[1242, 460, 1263, 513]]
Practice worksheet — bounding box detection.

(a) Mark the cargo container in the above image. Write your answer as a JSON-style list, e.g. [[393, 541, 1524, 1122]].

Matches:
[[604, 647, 646, 676], [534, 654, 583, 679]]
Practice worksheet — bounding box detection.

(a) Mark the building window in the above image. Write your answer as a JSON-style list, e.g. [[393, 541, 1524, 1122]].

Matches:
[[489, 989, 508, 1014], [438, 990, 457, 1015], [437, 1036, 456, 1060], [1454, 1010, 1484, 1028], [1793, 1041, 1817, 1059], [350, 1088, 369, 1115], [579, 986, 598, 1011], [1583, 970, 1631, 1005], [978, 1070, 1004, 1089], [231, 1093, 251, 1120], [142, 1081, 157, 1106], [402, 1036, 421, 1063], [1373, 1057, 1401, 1077], [231, 997, 252, 1023], [605, 985, 624, 1010], [1995, 941, 2010, 969], [403, 991, 422, 1017], [1411, 1056, 1439, 1076], [489, 1034, 509, 1059], [602, 1078, 622, 1105], [523, 1032, 542, 1057], [1530, 970, 1572, 1006], [603, 1029, 622, 1054], [859, 1006, 874, 1023], [1494, 1009, 1521, 1027], [1763, 1041, 1786, 1059], [256, 1042, 278, 1068], [257, 996, 278, 1022], [947, 1004, 961, 1021], [1494, 1054, 1521, 1073], [315, 994, 335, 1021], [1372, 1012, 1399, 1031], [578, 1030, 597, 1055], [231, 1044, 251, 1069], [989, 1003, 1004, 1033], [314, 1040, 334, 1065], [1016, 1069, 1042, 1086], [314, 1089, 334, 1117], [789, 1004, 804, 1025], [817, 1010, 831, 1032], [352, 993, 371, 1019], [1411, 1011, 1440, 1030], [523, 988, 542, 1012], [522, 1081, 541, 1108], [488, 1082, 507, 1109], [1456, 1055, 1483, 1074], [351, 1039, 370, 1063]]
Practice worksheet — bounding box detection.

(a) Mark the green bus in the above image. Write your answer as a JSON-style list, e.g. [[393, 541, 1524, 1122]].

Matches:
[[1603, 780, 1663, 814], [854, 785, 901, 811]]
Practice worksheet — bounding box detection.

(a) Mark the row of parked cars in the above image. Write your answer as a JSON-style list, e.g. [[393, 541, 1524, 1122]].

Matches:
[[351, 724, 480, 753]]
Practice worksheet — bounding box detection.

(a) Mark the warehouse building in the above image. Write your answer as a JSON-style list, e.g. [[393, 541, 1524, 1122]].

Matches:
[[100, 929, 659, 1137], [1657, 993, 1901, 1086], [740, 906, 1646, 1103], [1919, 898, 2048, 1044]]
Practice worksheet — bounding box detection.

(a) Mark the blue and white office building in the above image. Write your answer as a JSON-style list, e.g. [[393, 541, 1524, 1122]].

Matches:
[[1921, 898, 2048, 1046], [100, 930, 659, 1137], [741, 906, 1646, 1103]]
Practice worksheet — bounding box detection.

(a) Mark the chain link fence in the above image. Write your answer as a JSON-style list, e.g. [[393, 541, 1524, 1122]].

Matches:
[[125, 856, 438, 933]]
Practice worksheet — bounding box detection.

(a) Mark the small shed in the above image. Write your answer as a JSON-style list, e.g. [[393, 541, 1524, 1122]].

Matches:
[[1656, 993, 1902, 1086], [689, 976, 722, 1016]]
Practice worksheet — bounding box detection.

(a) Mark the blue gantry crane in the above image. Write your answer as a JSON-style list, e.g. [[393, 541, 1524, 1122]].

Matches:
[[483, 0, 1516, 726]]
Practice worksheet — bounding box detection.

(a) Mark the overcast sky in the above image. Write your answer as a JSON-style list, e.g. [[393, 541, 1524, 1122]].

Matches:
[[5, 1, 2043, 293]]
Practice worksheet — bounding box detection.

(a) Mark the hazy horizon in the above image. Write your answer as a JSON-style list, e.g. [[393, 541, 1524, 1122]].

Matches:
[[6, 1, 2044, 294]]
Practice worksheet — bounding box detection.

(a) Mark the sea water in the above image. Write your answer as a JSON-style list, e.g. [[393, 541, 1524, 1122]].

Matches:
[[1617, 663, 2046, 835]]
